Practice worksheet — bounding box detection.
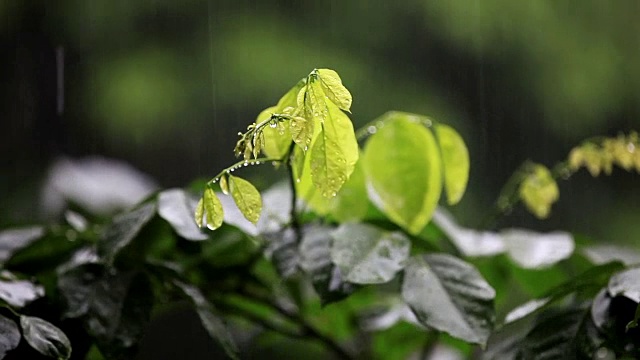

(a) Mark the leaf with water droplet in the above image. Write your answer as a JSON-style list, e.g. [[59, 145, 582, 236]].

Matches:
[[518, 163, 559, 219], [331, 223, 410, 284], [194, 198, 204, 228], [290, 116, 314, 150], [363, 112, 442, 235], [219, 175, 229, 195], [309, 99, 358, 198], [435, 124, 469, 205], [402, 254, 495, 346], [20, 315, 72, 360], [329, 157, 369, 222], [228, 175, 262, 225], [317, 68, 352, 112], [203, 187, 224, 230]]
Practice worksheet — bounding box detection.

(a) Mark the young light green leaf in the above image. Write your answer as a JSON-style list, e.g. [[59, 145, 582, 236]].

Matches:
[[363, 112, 442, 234], [331, 223, 410, 284], [194, 198, 204, 228], [258, 80, 305, 159], [329, 158, 369, 222], [228, 175, 262, 224], [219, 175, 230, 195], [290, 115, 314, 150], [309, 98, 358, 198], [203, 187, 224, 230], [402, 254, 495, 346], [20, 315, 72, 360], [435, 124, 469, 205], [518, 163, 559, 219], [316, 68, 352, 112]]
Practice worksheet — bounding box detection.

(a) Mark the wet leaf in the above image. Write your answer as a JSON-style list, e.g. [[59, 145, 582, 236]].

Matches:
[[263, 228, 299, 278], [299, 224, 354, 305], [0, 226, 45, 264], [98, 202, 156, 265], [518, 163, 559, 219], [309, 90, 358, 198], [290, 116, 314, 150], [194, 198, 204, 228], [363, 112, 442, 234], [259, 79, 305, 158], [331, 223, 410, 284], [608, 266, 640, 302], [219, 175, 230, 195], [20, 315, 72, 360], [316, 68, 352, 112], [228, 175, 262, 224], [157, 189, 208, 241], [203, 187, 224, 230], [435, 124, 469, 205], [173, 280, 239, 360], [328, 158, 369, 222], [402, 254, 495, 346], [0, 278, 44, 308], [501, 229, 574, 269], [0, 315, 20, 358]]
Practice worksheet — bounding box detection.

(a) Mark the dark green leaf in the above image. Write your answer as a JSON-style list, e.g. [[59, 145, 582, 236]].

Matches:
[[504, 262, 624, 324], [330, 223, 410, 284], [0, 314, 20, 358], [0, 226, 45, 264], [402, 254, 495, 346], [299, 224, 354, 305], [608, 266, 640, 302], [0, 277, 44, 308], [157, 189, 208, 241], [518, 308, 593, 360], [173, 280, 239, 360], [264, 228, 299, 278], [20, 315, 72, 360], [98, 203, 156, 265]]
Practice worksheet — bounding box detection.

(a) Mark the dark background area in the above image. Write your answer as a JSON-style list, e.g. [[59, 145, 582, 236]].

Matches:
[[2, 1, 639, 258]]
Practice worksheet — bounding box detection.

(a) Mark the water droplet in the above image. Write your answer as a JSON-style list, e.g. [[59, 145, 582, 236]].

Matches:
[[255, 161, 261, 165], [376, 121, 384, 128], [423, 119, 433, 127], [304, 146, 308, 151], [226, 171, 231, 175], [367, 125, 377, 134], [269, 122, 277, 128], [230, 168, 235, 172], [243, 161, 249, 167], [272, 161, 278, 166], [237, 132, 243, 136], [331, 192, 337, 197], [627, 143, 635, 152], [296, 178, 301, 183]]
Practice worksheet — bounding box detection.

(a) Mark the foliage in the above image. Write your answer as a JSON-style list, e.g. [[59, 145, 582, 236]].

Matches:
[[1, 69, 639, 359]]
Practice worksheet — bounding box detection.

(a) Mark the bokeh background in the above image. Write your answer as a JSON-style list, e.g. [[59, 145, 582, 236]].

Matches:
[[3, 0, 640, 286]]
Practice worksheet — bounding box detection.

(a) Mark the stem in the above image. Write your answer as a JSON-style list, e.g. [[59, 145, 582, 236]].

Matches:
[[207, 157, 283, 185], [286, 142, 303, 244]]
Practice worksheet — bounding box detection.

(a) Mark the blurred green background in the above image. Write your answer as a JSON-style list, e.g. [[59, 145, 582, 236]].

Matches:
[[2, 1, 639, 251]]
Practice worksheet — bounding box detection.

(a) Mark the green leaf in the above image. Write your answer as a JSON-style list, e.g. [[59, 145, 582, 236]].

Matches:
[[173, 280, 239, 360], [203, 187, 224, 230], [608, 266, 640, 302], [402, 254, 495, 346], [228, 175, 262, 225], [504, 262, 624, 324], [0, 315, 20, 358], [0, 277, 44, 308], [316, 68, 352, 112], [98, 203, 156, 265], [331, 223, 410, 284], [20, 315, 72, 360], [290, 115, 314, 150], [501, 229, 574, 269], [299, 224, 355, 305], [363, 112, 442, 234], [518, 163, 559, 219], [328, 158, 369, 222], [309, 87, 359, 198], [435, 124, 469, 205], [219, 175, 230, 195], [157, 189, 208, 241], [194, 198, 205, 228], [263, 228, 299, 278], [517, 308, 592, 360], [259, 79, 305, 158], [0, 226, 45, 264], [432, 209, 505, 257]]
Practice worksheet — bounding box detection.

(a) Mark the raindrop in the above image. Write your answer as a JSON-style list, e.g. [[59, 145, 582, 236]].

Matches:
[[423, 119, 433, 127], [255, 161, 261, 165], [269, 122, 277, 128], [272, 161, 278, 166], [304, 146, 308, 151], [296, 178, 301, 183], [367, 125, 377, 134], [243, 161, 249, 167], [237, 132, 243, 136], [230, 168, 235, 172]]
